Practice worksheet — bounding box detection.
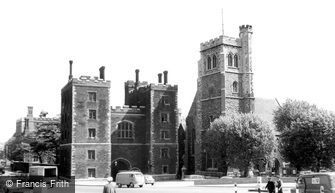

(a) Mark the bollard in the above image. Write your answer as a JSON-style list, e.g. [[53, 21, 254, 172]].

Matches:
[[234, 183, 237, 193], [257, 176, 262, 193]]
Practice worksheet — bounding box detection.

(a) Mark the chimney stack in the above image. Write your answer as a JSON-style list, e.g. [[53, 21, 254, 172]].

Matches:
[[27, 106, 33, 117], [158, 73, 162, 83], [135, 69, 139, 83], [69, 60, 73, 80], [163, 70, 168, 85], [99, 66, 105, 80]]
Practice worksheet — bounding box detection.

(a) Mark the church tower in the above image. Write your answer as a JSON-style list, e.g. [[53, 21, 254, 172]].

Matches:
[[186, 25, 255, 174]]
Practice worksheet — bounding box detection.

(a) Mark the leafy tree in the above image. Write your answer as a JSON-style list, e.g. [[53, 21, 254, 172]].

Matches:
[[30, 123, 61, 164], [203, 112, 276, 176], [274, 99, 335, 172], [6, 136, 30, 161]]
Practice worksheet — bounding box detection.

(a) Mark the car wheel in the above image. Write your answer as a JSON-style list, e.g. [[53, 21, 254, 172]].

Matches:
[[129, 182, 134, 188], [139, 185, 143, 188], [117, 184, 122, 188], [152, 183, 154, 186]]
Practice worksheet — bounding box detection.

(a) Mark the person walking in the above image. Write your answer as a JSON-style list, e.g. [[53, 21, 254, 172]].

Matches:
[[103, 177, 116, 193], [265, 177, 275, 193], [277, 177, 283, 193]]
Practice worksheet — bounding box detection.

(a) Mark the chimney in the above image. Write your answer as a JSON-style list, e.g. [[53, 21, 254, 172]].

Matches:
[[135, 69, 139, 83], [69, 60, 73, 80], [158, 73, 162, 83], [27, 106, 33, 117], [163, 70, 168, 85], [99, 66, 105, 80]]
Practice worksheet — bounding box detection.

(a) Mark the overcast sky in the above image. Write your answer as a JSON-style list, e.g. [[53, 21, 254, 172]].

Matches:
[[1, 0, 334, 143]]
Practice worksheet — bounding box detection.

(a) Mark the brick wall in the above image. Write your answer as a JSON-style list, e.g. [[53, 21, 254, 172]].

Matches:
[[152, 144, 177, 174], [62, 77, 111, 179], [58, 145, 72, 178], [150, 85, 178, 174], [73, 144, 111, 178], [111, 145, 147, 172]]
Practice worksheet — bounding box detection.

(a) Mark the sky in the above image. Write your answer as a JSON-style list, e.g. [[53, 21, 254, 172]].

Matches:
[[1, 0, 335, 143]]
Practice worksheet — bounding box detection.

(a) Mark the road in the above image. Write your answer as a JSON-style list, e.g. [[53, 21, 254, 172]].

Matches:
[[75, 182, 294, 193]]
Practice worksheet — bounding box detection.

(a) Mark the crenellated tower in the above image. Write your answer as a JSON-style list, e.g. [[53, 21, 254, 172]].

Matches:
[[59, 61, 111, 179], [186, 25, 255, 174]]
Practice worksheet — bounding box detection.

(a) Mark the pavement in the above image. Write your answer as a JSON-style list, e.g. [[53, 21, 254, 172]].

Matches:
[[75, 178, 296, 189], [75, 179, 194, 186]]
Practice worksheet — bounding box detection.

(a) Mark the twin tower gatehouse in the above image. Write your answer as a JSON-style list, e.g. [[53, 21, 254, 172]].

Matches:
[[59, 63, 178, 179], [59, 24, 255, 179]]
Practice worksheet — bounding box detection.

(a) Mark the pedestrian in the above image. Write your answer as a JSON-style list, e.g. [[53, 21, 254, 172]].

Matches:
[[103, 177, 116, 193], [265, 177, 275, 193], [277, 177, 283, 193]]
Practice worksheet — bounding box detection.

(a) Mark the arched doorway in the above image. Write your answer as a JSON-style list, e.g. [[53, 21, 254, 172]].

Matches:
[[111, 158, 131, 181]]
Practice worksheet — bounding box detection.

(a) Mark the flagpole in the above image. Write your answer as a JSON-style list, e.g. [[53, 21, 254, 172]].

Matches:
[[221, 8, 224, 36]]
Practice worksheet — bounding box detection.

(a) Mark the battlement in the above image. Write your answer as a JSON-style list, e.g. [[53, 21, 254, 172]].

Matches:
[[125, 80, 149, 87], [70, 76, 111, 87], [239, 24, 253, 32], [200, 36, 223, 51], [149, 83, 178, 91], [200, 35, 241, 51], [111, 105, 146, 113], [33, 117, 60, 122]]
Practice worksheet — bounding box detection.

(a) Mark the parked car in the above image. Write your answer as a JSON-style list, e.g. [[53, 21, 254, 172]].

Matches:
[[183, 174, 205, 181], [220, 175, 233, 179], [296, 172, 335, 193], [116, 171, 145, 188], [144, 175, 155, 185]]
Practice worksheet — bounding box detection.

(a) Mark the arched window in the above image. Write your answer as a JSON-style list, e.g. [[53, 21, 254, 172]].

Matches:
[[117, 121, 134, 139], [234, 55, 238, 67], [212, 55, 217, 68], [207, 56, 212, 70], [233, 81, 238, 93], [228, 54, 233, 66]]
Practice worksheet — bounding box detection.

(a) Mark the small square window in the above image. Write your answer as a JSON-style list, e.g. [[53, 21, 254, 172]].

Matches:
[[88, 150, 95, 160], [88, 92, 97, 102], [161, 130, 170, 139], [89, 110, 97, 119], [161, 113, 169, 123], [162, 165, 168, 174], [88, 128, 96, 139], [88, 168, 96, 178], [162, 96, 170, 106], [161, 148, 169, 158], [209, 115, 214, 122]]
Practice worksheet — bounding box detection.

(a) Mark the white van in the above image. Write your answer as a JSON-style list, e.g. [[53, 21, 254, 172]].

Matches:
[[116, 171, 145, 188]]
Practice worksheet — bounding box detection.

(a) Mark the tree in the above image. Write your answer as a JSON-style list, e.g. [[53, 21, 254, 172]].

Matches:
[[6, 136, 30, 161], [274, 99, 335, 172], [30, 123, 61, 164], [203, 112, 276, 177]]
